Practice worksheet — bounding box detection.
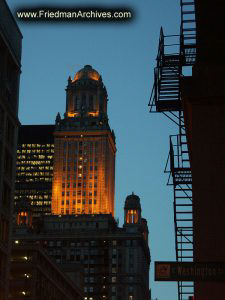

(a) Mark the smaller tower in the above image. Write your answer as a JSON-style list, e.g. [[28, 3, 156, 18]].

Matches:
[[124, 193, 149, 243], [14, 198, 32, 227], [124, 192, 142, 225]]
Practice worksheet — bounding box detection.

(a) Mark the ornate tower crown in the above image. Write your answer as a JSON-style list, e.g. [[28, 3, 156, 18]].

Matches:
[[66, 65, 108, 118]]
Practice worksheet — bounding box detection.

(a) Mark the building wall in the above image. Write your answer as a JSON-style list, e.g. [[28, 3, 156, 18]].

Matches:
[[12, 214, 150, 300], [181, 1, 225, 298], [10, 245, 83, 300], [0, 0, 22, 298], [15, 125, 55, 218], [52, 131, 115, 216]]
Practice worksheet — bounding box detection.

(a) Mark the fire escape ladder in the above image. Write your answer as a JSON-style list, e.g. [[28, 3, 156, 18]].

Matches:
[[149, 27, 182, 119], [170, 135, 194, 300], [180, 0, 196, 66], [149, 2, 196, 300]]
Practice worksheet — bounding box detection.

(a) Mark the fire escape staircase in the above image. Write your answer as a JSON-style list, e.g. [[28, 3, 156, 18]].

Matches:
[[149, 1, 196, 300]]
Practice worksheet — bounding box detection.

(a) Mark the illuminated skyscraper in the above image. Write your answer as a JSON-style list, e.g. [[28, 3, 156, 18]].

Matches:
[[51, 65, 116, 216], [15, 125, 54, 218]]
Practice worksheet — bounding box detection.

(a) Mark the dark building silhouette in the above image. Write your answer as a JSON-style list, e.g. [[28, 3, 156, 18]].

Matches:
[[13, 193, 150, 300], [10, 244, 83, 300], [182, 1, 225, 299], [0, 0, 22, 298], [15, 125, 54, 217], [149, 0, 225, 299]]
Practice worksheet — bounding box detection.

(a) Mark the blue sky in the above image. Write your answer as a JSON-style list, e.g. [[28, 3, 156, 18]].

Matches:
[[8, 0, 181, 298]]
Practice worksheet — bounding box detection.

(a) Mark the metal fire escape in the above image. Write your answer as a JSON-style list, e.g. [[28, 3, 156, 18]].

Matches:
[[149, 1, 196, 300]]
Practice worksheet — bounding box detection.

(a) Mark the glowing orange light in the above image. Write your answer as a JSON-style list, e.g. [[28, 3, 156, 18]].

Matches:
[[67, 112, 79, 118], [73, 71, 100, 82], [88, 111, 99, 117]]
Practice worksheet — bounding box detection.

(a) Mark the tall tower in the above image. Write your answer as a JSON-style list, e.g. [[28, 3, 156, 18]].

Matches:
[[52, 65, 116, 216]]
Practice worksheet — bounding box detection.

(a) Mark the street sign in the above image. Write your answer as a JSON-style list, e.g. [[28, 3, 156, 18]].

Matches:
[[155, 261, 225, 282]]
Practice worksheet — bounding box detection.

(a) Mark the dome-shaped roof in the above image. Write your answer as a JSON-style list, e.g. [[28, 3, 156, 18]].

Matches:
[[124, 193, 141, 210], [74, 65, 100, 82]]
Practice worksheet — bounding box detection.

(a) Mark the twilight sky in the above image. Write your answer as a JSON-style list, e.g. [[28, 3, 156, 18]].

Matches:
[[7, 0, 181, 299]]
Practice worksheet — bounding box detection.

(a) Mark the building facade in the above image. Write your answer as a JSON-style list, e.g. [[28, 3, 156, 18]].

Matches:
[[0, 0, 22, 298], [182, 1, 225, 298], [13, 194, 151, 300], [15, 125, 54, 217], [10, 244, 83, 300], [52, 65, 116, 216]]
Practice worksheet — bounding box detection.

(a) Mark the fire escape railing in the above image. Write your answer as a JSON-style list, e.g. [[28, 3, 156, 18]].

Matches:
[[149, 1, 196, 300]]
